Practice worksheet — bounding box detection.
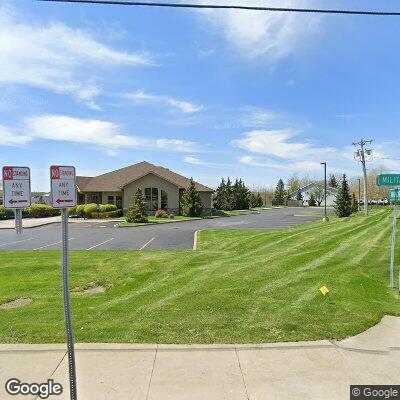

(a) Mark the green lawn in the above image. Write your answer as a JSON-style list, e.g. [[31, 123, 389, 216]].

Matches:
[[0, 209, 399, 344]]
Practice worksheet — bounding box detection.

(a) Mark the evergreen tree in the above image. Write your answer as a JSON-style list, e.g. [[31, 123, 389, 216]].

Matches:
[[296, 191, 303, 203], [273, 179, 286, 206], [308, 192, 317, 206], [233, 178, 250, 210], [213, 178, 226, 210], [256, 193, 264, 207], [335, 174, 352, 217], [181, 178, 203, 217], [351, 193, 359, 213], [126, 188, 148, 223], [224, 177, 235, 211], [329, 174, 339, 188]]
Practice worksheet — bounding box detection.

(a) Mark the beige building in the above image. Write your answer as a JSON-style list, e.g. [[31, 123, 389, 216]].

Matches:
[[76, 161, 213, 215]]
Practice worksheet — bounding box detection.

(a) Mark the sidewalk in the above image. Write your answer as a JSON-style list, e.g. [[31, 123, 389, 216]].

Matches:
[[0, 316, 398, 399], [0, 217, 124, 229]]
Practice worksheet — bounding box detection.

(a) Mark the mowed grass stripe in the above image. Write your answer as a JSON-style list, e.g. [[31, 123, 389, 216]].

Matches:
[[0, 209, 398, 344]]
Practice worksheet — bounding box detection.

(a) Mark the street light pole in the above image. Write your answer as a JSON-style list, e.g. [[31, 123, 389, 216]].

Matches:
[[321, 162, 328, 221]]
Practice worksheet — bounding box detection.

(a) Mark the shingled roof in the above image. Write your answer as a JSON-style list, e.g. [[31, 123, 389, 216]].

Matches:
[[76, 161, 213, 193]]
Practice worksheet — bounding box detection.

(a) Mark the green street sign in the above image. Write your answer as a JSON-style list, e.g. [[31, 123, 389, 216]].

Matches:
[[377, 174, 400, 186], [389, 188, 400, 203]]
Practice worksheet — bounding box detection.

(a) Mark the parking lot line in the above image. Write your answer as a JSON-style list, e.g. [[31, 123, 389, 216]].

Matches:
[[86, 238, 114, 251], [0, 238, 34, 248], [139, 237, 155, 250], [33, 238, 74, 251]]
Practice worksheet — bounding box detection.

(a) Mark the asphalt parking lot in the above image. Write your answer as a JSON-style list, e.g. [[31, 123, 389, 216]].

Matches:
[[0, 208, 330, 251]]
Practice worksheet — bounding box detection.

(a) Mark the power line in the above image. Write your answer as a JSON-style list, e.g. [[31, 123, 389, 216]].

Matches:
[[36, 0, 400, 16]]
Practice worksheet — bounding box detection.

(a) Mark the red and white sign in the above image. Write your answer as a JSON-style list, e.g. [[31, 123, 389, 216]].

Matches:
[[2, 166, 31, 209], [50, 166, 77, 208]]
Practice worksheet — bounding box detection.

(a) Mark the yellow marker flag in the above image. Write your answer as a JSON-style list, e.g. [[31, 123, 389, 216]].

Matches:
[[319, 286, 330, 296]]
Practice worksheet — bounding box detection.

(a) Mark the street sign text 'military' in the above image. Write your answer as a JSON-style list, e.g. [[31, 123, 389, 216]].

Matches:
[[2, 166, 31, 209], [50, 166, 77, 208], [377, 174, 400, 187]]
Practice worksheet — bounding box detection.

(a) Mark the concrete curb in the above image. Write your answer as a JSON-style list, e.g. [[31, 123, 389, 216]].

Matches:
[[193, 230, 201, 250]]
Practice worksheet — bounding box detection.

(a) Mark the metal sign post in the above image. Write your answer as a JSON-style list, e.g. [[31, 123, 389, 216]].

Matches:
[[2, 166, 31, 235], [50, 166, 78, 400], [389, 188, 399, 289]]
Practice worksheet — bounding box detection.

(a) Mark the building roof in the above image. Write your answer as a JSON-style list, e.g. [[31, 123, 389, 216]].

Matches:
[[76, 161, 214, 193], [289, 182, 339, 198]]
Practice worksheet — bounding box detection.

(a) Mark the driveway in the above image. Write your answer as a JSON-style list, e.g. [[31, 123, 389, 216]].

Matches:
[[0, 316, 398, 399], [0, 208, 331, 251]]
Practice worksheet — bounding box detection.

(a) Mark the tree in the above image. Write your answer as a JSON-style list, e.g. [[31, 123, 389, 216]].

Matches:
[[308, 192, 317, 207], [250, 192, 264, 208], [312, 181, 325, 206], [126, 188, 148, 223], [233, 178, 250, 210], [286, 175, 301, 196], [213, 178, 226, 210], [273, 179, 286, 206], [335, 174, 352, 217], [181, 178, 203, 217], [351, 193, 359, 213], [296, 190, 303, 204], [329, 174, 339, 188]]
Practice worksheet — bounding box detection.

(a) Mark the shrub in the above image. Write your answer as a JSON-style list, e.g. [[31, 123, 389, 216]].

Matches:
[[155, 209, 167, 218], [126, 189, 148, 223], [0, 206, 14, 220], [169, 214, 175, 219], [83, 203, 98, 218], [26, 204, 60, 218], [99, 204, 117, 213], [68, 206, 77, 216], [76, 205, 86, 214]]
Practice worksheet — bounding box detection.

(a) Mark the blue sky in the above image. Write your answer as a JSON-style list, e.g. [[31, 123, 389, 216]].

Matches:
[[1, 0, 400, 191]]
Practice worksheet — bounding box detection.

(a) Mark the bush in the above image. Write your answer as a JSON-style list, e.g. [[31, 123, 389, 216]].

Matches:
[[0, 206, 14, 220], [169, 214, 175, 219], [99, 204, 117, 213], [68, 206, 77, 216], [26, 204, 60, 218], [83, 203, 98, 218], [76, 205, 86, 214], [155, 209, 167, 218]]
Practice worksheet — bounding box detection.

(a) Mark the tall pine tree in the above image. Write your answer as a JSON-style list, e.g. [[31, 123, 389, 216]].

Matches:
[[273, 179, 286, 206], [181, 178, 203, 217], [329, 174, 339, 188], [335, 174, 352, 217]]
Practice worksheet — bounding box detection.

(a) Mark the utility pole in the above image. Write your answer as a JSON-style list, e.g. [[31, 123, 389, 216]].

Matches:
[[320, 162, 328, 221], [357, 178, 361, 212], [352, 139, 373, 216]]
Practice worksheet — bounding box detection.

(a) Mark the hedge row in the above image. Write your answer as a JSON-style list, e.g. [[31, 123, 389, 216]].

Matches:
[[68, 204, 120, 218], [0, 204, 60, 219]]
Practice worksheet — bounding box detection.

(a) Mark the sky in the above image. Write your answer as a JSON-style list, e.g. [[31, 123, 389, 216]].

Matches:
[[1, 0, 400, 191]]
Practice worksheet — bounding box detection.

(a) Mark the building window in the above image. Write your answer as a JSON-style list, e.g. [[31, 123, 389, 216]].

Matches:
[[116, 196, 123, 209], [145, 187, 159, 211], [161, 190, 168, 210], [107, 196, 114, 204], [92, 194, 100, 204]]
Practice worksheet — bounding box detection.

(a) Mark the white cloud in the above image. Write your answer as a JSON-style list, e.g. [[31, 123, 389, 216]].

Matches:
[[184, 155, 202, 165], [122, 90, 203, 114], [0, 6, 153, 106], [196, 0, 320, 61], [232, 129, 336, 160], [19, 114, 199, 155], [0, 125, 31, 146], [239, 107, 281, 128], [239, 155, 323, 172], [25, 115, 143, 150]]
